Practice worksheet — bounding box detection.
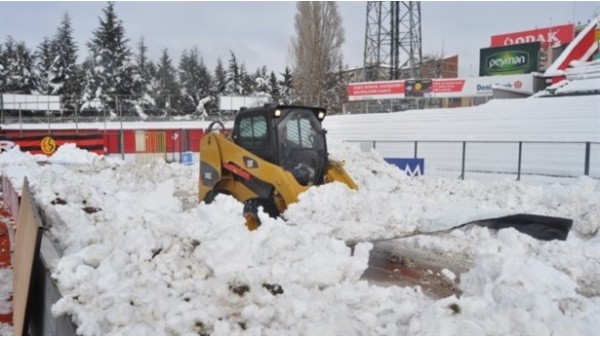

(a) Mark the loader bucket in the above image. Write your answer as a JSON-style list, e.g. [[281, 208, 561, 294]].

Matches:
[[462, 214, 573, 241]]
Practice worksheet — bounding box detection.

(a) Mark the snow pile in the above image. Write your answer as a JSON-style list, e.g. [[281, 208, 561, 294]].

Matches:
[[0, 144, 599, 335]]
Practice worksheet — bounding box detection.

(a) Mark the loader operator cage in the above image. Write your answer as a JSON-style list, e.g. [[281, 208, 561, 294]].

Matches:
[[277, 107, 327, 186]]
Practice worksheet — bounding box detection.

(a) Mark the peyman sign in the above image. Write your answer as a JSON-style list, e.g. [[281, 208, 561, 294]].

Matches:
[[479, 42, 540, 76], [487, 51, 530, 73]]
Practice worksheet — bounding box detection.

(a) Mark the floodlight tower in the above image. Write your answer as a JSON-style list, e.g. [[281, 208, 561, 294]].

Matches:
[[363, 1, 423, 80]]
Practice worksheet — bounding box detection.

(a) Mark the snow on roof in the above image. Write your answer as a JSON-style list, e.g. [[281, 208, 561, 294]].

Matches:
[[545, 15, 600, 73], [535, 60, 600, 97]]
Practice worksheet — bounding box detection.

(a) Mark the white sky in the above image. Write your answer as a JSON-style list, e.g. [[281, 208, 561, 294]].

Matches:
[[0, 1, 599, 77]]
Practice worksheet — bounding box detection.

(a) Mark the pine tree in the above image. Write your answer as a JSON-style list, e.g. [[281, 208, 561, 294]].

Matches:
[[82, 2, 134, 116], [226, 51, 242, 95], [179, 48, 212, 116], [213, 58, 226, 94], [209, 58, 227, 114], [134, 37, 152, 85], [279, 66, 294, 104], [239, 63, 253, 96], [0, 43, 5, 92], [131, 36, 155, 118], [269, 71, 281, 103], [34, 37, 54, 95], [49, 13, 80, 112], [154, 48, 180, 116], [2, 37, 36, 94], [253, 66, 270, 96]]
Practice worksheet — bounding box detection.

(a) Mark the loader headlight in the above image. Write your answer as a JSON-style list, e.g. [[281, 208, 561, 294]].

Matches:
[[274, 109, 282, 118], [317, 111, 326, 120]]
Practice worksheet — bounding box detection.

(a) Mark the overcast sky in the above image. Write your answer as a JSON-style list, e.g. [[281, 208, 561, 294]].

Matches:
[[0, 1, 598, 78]]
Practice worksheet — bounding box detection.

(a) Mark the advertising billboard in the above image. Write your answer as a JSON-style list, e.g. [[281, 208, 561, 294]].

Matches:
[[346, 81, 405, 100], [347, 74, 534, 101], [479, 42, 540, 76], [218, 95, 270, 111], [491, 24, 575, 48], [0, 94, 61, 111]]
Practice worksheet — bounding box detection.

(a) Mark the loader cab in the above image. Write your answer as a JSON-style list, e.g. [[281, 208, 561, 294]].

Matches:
[[232, 105, 328, 186]]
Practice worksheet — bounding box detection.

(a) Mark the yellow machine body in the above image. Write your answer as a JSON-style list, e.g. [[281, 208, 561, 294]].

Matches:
[[198, 105, 356, 228]]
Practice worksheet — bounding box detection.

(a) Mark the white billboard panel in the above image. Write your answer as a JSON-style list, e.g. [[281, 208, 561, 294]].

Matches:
[[1, 94, 61, 111], [219, 95, 270, 111], [433, 74, 534, 98]]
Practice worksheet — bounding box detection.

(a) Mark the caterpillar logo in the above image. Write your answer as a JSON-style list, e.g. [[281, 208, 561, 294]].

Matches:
[[40, 136, 57, 155], [487, 52, 529, 72]]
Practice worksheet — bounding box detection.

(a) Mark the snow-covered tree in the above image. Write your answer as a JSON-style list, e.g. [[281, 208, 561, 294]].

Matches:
[[253, 66, 270, 96], [279, 66, 294, 104], [81, 2, 134, 116], [226, 51, 242, 95], [154, 48, 180, 115], [179, 48, 212, 116], [208, 58, 226, 114], [130, 36, 155, 118], [48, 14, 79, 110], [269, 71, 281, 103], [48, 13, 81, 112], [1, 37, 36, 94], [239, 63, 253, 96], [213, 58, 226, 95], [0, 44, 5, 92], [134, 37, 153, 85], [34, 37, 54, 94]]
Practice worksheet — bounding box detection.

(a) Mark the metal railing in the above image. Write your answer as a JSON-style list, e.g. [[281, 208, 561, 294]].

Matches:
[[345, 140, 599, 181]]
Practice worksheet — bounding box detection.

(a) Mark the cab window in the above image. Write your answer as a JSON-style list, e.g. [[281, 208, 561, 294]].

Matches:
[[284, 118, 314, 148], [239, 115, 267, 140], [236, 114, 271, 161]]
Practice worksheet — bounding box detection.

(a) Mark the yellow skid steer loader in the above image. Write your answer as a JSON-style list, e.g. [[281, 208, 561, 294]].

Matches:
[[199, 105, 356, 229]]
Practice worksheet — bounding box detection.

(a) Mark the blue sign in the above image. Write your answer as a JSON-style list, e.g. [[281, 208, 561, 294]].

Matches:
[[384, 158, 425, 177], [181, 151, 194, 166]]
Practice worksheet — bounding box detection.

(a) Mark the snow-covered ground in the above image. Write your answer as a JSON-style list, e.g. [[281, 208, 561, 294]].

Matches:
[[0, 140, 598, 335], [0, 63, 599, 335]]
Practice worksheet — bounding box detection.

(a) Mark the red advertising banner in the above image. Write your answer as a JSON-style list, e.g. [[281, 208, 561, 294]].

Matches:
[[491, 24, 575, 48], [347, 81, 405, 96], [432, 79, 466, 93]]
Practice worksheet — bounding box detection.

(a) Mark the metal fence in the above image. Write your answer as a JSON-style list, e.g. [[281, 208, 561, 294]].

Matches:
[[345, 140, 600, 181]]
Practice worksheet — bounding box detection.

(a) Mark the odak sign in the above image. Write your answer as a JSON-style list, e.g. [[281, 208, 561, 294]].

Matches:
[[479, 42, 540, 76], [491, 24, 575, 48]]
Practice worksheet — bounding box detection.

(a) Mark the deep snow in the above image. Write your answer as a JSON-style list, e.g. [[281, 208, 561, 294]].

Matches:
[[0, 142, 598, 335]]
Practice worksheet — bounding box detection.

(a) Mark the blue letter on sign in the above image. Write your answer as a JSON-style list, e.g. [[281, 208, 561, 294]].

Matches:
[[384, 158, 425, 177]]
